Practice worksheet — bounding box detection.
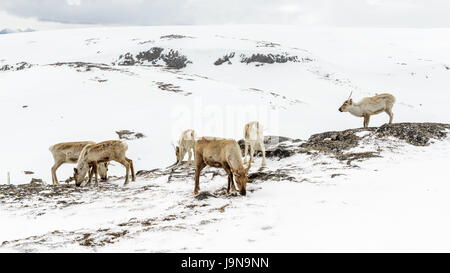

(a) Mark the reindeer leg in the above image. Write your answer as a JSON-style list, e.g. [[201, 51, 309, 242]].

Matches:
[[223, 164, 237, 196], [116, 159, 130, 185], [385, 109, 393, 124], [87, 165, 94, 186], [260, 140, 267, 167], [126, 157, 136, 181], [249, 143, 255, 163], [363, 114, 370, 128], [243, 141, 248, 164], [194, 159, 205, 196], [51, 161, 63, 186], [93, 164, 99, 187], [187, 149, 192, 167]]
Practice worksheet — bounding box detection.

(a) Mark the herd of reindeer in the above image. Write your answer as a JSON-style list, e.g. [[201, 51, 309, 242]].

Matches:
[[49, 92, 396, 196]]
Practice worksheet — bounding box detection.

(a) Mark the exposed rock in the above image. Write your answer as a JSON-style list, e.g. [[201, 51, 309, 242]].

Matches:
[[336, 152, 381, 166], [135, 47, 164, 63], [375, 123, 450, 146], [161, 49, 191, 69], [301, 127, 374, 154], [160, 34, 194, 40], [116, 130, 146, 140], [214, 52, 235, 65], [302, 123, 450, 156], [238, 135, 300, 159], [155, 81, 192, 96], [248, 170, 296, 183], [195, 191, 217, 200], [30, 178, 43, 184], [115, 53, 136, 66], [240, 53, 311, 65], [0, 62, 33, 72], [50, 62, 120, 72], [115, 48, 191, 69]]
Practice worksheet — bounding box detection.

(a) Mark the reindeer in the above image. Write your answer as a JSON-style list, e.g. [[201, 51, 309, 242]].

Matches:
[[73, 140, 135, 187], [243, 121, 266, 167], [173, 129, 196, 166], [49, 141, 108, 185], [338, 92, 396, 128], [194, 137, 251, 196]]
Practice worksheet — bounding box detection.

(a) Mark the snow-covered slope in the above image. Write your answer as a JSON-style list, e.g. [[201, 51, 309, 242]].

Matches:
[[1, 25, 450, 184], [0, 25, 449, 252]]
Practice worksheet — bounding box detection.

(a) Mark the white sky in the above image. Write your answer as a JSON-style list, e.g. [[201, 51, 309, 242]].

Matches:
[[1, 0, 450, 30]]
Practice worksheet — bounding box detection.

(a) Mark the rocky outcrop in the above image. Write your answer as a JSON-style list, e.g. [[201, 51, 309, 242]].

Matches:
[[115, 48, 191, 69]]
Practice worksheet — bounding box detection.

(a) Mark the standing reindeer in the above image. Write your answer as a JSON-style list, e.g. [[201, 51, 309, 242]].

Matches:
[[243, 121, 266, 167], [73, 140, 135, 187], [338, 92, 396, 128], [194, 137, 251, 196], [173, 129, 196, 166], [49, 141, 108, 185]]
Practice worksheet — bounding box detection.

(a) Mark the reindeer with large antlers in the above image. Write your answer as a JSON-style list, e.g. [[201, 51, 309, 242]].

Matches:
[[338, 91, 396, 128], [193, 137, 251, 196]]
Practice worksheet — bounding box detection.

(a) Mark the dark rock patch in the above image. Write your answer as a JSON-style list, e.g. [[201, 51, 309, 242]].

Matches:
[[240, 53, 312, 65], [248, 171, 296, 183], [160, 34, 194, 40], [155, 81, 192, 96], [375, 123, 450, 146], [195, 191, 217, 200], [115, 48, 191, 69], [135, 47, 164, 63], [214, 52, 235, 65], [161, 49, 191, 69], [0, 62, 33, 72], [336, 152, 381, 166], [116, 130, 146, 140], [50, 62, 120, 72], [301, 127, 374, 154]]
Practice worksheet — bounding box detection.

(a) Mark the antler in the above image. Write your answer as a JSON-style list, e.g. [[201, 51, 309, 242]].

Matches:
[[347, 91, 353, 100], [246, 160, 251, 173]]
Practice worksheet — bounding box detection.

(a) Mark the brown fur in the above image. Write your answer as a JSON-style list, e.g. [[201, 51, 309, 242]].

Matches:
[[49, 141, 108, 185], [339, 93, 396, 128], [194, 137, 251, 196], [73, 140, 135, 187]]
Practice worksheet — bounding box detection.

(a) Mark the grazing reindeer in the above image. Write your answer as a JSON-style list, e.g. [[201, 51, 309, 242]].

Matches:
[[49, 141, 108, 185], [73, 140, 135, 187], [338, 92, 396, 128], [173, 129, 196, 166], [243, 121, 266, 167], [194, 137, 251, 196]]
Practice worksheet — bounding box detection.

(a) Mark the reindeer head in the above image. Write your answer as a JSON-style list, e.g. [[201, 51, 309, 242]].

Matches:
[[73, 168, 83, 187], [234, 162, 251, 196], [339, 91, 353, 112], [98, 162, 109, 181], [171, 142, 181, 163], [73, 165, 89, 187]]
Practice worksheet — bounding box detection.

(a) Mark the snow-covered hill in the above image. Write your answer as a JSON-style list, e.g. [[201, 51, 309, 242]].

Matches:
[[0, 25, 449, 252]]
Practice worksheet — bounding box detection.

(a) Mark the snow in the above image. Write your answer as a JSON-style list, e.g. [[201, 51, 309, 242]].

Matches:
[[0, 25, 449, 252]]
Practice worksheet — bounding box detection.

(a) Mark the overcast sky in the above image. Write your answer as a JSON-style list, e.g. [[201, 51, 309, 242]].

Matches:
[[1, 0, 450, 30]]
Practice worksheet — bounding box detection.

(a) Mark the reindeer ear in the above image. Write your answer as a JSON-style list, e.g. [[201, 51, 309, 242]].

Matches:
[[349, 99, 353, 104]]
